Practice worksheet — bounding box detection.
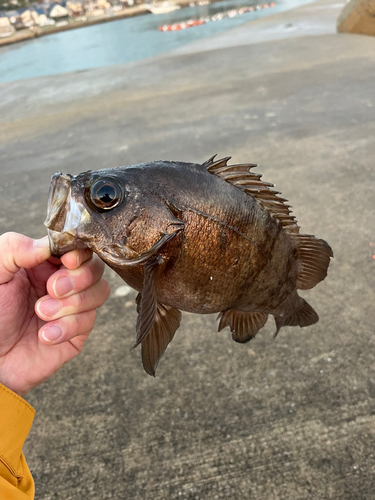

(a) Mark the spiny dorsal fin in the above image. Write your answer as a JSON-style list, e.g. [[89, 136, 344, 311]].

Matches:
[[205, 156, 299, 234], [202, 154, 217, 167], [204, 155, 333, 290]]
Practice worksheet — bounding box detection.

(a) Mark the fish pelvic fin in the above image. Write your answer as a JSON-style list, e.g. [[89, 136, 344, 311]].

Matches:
[[217, 309, 268, 343], [273, 295, 319, 338], [141, 302, 181, 376], [293, 234, 333, 290]]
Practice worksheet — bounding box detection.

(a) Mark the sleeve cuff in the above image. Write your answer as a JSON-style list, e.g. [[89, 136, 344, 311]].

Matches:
[[0, 383, 35, 477]]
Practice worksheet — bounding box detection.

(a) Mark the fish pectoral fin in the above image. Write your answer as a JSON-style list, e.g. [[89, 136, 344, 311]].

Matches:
[[217, 310, 268, 343], [133, 257, 181, 375], [141, 303, 182, 376], [273, 296, 319, 338], [133, 258, 163, 349]]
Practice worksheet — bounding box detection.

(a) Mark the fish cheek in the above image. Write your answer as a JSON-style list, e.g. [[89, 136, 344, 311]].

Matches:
[[125, 216, 162, 255], [124, 201, 183, 256], [73, 208, 114, 253]]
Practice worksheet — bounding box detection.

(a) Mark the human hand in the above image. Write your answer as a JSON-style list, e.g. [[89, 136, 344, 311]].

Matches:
[[0, 232, 110, 396]]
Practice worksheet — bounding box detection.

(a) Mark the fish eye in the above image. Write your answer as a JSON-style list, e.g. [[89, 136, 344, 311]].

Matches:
[[87, 179, 123, 211]]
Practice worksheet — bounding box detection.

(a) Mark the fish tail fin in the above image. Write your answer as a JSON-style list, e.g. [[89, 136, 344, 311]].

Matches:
[[294, 234, 333, 290], [274, 295, 319, 337]]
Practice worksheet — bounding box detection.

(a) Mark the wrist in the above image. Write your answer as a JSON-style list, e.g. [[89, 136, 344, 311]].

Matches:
[[0, 367, 30, 397]]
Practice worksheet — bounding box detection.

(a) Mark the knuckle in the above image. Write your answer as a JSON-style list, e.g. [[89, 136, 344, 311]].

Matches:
[[74, 290, 86, 311], [74, 309, 96, 334], [93, 254, 105, 272], [72, 311, 85, 332], [1, 232, 21, 250], [99, 278, 110, 302], [79, 265, 95, 289], [78, 257, 102, 289]]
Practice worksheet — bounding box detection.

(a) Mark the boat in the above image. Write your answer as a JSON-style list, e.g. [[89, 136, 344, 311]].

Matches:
[[157, 2, 277, 32], [145, 2, 181, 14], [158, 18, 204, 31], [0, 27, 15, 38]]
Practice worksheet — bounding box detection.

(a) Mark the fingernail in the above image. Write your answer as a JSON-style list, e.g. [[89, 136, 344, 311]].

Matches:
[[37, 298, 61, 317], [42, 325, 63, 343], [33, 236, 49, 248], [54, 276, 73, 297]]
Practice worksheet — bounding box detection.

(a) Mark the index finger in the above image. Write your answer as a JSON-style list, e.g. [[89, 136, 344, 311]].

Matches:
[[60, 248, 93, 270]]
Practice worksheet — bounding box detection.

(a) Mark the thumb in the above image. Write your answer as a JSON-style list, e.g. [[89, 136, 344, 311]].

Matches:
[[0, 232, 51, 285]]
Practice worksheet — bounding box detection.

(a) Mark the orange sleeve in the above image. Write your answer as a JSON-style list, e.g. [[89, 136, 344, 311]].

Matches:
[[0, 383, 35, 500]]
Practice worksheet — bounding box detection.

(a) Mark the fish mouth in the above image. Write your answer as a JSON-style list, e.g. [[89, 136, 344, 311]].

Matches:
[[44, 172, 72, 232], [44, 172, 89, 257], [47, 229, 79, 257]]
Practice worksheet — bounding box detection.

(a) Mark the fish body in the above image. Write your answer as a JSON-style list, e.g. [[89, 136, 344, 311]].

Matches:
[[45, 156, 333, 375]]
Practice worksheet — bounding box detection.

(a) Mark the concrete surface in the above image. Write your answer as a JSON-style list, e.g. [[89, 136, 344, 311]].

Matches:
[[1, 0, 375, 498]]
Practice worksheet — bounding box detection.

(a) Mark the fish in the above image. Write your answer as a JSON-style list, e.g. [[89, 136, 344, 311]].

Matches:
[[45, 156, 333, 375]]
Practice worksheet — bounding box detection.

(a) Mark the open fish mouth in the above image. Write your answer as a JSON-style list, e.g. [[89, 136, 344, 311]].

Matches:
[[44, 172, 89, 257]]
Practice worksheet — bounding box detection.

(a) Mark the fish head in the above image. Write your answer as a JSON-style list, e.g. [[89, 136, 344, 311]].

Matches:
[[45, 167, 184, 267]]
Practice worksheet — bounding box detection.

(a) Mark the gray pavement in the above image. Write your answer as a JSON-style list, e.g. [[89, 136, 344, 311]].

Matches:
[[1, 0, 375, 498]]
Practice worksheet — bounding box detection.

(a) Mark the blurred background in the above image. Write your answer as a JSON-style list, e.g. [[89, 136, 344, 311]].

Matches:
[[1, 0, 375, 498]]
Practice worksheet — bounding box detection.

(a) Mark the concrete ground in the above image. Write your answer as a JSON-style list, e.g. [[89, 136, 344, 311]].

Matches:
[[1, 0, 375, 498]]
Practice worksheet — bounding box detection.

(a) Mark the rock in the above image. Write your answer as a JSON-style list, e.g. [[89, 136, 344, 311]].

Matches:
[[337, 0, 375, 36], [113, 285, 133, 297]]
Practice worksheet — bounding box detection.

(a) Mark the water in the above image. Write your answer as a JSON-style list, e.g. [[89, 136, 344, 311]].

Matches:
[[0, 0, 312, 83]]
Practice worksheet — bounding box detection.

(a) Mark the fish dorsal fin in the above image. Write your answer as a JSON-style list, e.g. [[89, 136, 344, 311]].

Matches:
[[205, 156, 299, 234], [204, 156, 333, 289], [202, 154, 217, 167]]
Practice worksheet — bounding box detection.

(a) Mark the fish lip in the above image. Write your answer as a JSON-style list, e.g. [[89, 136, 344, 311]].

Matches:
[[100, 230, 182, 267], [45, 172, 90, 257], [44, 173, 72, 231], [47, 228, 87, 258]]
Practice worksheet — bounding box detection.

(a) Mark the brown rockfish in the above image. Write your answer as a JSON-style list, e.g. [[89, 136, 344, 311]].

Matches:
[[45, 156, 333, 375]]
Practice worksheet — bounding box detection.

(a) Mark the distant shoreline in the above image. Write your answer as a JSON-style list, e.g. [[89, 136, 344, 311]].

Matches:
[[0, 0, 212, 47]]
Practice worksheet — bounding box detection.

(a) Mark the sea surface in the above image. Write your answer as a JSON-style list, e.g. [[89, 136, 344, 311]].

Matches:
[[0, 0, 312, 83]]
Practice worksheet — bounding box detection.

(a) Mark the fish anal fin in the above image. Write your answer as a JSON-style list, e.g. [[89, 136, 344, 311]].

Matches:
[[217, 309, 268, 343], [294, 235, 333, 290], [206, 158, 299, 234], [141, 303, 181, 376], [133, 258, 163, 349], [274, 297, 319, 337]]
